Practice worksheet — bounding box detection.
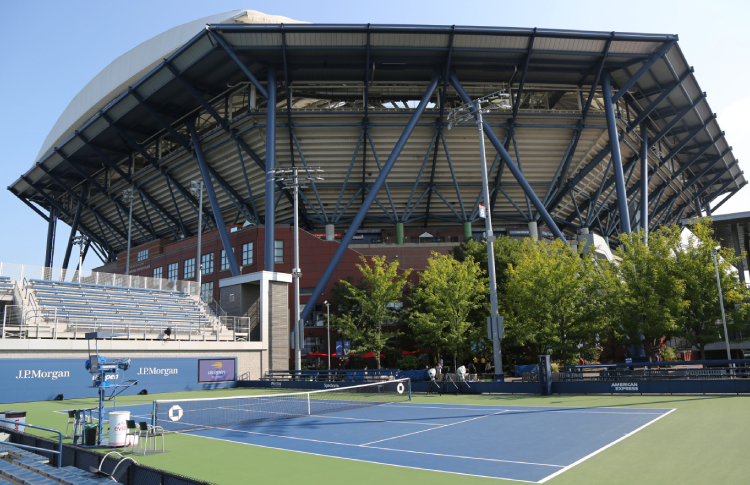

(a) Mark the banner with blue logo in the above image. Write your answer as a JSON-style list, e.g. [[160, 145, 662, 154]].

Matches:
[[336, 341, 343, 357], [1, 357, 237, 404]]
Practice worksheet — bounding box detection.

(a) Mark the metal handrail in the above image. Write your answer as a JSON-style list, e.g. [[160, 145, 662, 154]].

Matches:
[[0, 418, 63, 469]]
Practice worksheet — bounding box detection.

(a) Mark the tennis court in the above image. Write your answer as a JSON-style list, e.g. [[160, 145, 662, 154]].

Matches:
[[181, 401, 674, 483]]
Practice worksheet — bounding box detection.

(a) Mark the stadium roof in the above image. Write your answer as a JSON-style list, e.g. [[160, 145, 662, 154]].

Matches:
[[10, 13, 746, 263]]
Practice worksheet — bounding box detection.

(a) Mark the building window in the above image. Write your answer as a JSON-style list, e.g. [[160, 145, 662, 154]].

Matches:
[[303, 336, 325, 355], [200, 282, 214, 301], [167, 262, 178, 281], [137, 249, 148, 261], [274, 240, 284, 263], [242, 242, 253, 266], [152, 267, 162, 279], [184, 258, 195, 279], [201, 253, 214, 275], [221, 248, 234, 271]]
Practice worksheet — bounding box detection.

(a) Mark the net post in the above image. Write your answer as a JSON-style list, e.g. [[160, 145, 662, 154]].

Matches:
[[152, 401, 156, 427], [408, 378, 412, 401], [307, 393, 311, 415]]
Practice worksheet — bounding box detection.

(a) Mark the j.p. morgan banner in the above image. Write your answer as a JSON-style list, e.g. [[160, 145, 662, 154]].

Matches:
[[1, 357, 237, 404]]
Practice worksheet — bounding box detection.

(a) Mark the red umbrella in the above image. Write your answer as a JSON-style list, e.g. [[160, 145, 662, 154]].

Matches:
[[360, 351, 385, 358], [401, 350, 418, 355], [307, 352, 329, 357]]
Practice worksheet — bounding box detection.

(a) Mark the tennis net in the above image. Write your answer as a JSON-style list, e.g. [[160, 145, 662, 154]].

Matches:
[[153, 378, 411, 432]]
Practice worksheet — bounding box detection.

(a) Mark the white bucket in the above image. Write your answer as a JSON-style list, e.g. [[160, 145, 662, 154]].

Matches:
[[108, 411, 130, 446]]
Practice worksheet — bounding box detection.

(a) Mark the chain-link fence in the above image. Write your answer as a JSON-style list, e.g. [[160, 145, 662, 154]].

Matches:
[[4, 429, 217, 485]]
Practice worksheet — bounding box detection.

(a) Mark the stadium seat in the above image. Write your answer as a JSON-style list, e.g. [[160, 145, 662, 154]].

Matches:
[[22, 278, 230, 340]]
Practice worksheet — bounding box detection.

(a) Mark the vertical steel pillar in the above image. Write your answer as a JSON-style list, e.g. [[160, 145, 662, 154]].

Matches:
[[602, 73, 631, 235], [694, 197, 702, 217], [265, 68, 277, 271], [705, 200, 712, 217], [731, 223, 746, 283], [44, 208, 57, 268], [640, 124, 649, 243], [186, 121, 240, 277], [300, 72, 441, 322]]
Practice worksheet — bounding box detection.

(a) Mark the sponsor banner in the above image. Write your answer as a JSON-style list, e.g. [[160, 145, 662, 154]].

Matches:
[[335, 341, 343, 357], [1, 357, 237, 404], [198, 359, 236, 383]]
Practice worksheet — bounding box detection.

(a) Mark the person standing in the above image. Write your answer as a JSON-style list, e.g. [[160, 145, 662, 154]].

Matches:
[[435, 360, 443, 381]]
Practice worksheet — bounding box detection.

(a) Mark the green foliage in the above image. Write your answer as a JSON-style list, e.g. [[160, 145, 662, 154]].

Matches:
[[395, 354, 421, 371], [606, 226, 687, 358], [672, 219, 750, 358], [660, 347, 678, 362], [331, 256, 411, 369], [408, 252, 488, 371], [505, 239, 605, 363]]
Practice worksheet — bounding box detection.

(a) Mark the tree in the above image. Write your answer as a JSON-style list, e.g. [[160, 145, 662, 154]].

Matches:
[[408, 252, 487, 371], [331, 256, 411, 369], [505, 239, 604, 364], [672, 219, 750, 359], [607, 226, 686, 359]]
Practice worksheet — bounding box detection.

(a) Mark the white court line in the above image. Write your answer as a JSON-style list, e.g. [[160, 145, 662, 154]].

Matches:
[[537, 408, 677, 483], [390, 404, 669, 415], [196, 423, 561, 468], [190, 433, 541, 483], [360, 410, 510, 446], [311, 414, 438, 426]]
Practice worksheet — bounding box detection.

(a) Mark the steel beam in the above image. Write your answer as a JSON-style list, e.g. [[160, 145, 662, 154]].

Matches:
[[602, 73, 631, 234], [300, 71, 441, 323], [208, 30, 269, 98], [610, 39, 677, 103], [186, 120, 240, 277], [449, 73, 566, 241], [640, 124, 649, 235], [62, 191, 86, 270], [265, 68, 277, 271], [44, 207, 57, 268]]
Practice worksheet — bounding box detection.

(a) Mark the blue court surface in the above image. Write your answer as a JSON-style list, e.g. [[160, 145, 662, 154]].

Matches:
[[178, 402, 675, 483]]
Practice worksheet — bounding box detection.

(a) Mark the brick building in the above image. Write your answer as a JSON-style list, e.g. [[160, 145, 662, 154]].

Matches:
[[101, 223, 545, 369]]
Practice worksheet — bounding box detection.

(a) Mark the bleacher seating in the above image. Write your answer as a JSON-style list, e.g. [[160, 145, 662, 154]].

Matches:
[[26, 279, 220, 340], [0, 277, 14, 300], [0, 442, 112, 485]]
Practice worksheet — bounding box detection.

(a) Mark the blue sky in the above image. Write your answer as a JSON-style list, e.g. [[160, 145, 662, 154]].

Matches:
[[1, 0, 747, 270]]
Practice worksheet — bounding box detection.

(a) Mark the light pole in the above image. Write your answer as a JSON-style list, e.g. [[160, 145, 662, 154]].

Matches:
[[121, 189, 134, 276], [190, 181, 204, 293], [324, 300, 331, 372], [711, 248, 732, 361], [447, 90, 511, 378], [269, 166, 324, 371], [72, 235, 87, 283]]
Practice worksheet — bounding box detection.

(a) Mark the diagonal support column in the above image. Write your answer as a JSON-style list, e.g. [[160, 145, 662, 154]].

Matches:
[[45, 207, 57, 268], [602, 73, 631, 235], [62, 190, 87, 270], [186, 120, 241, 277], [449, 73, 566, 242], [265, 68, 277, 271], [300, 71, 441, 322]]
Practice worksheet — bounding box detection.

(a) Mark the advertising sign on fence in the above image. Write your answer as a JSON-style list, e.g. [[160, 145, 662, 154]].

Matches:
[[1, 357, 237, 404]]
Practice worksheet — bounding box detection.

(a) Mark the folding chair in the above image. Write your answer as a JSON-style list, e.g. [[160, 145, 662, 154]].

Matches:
[[124, 420, 138, 452]]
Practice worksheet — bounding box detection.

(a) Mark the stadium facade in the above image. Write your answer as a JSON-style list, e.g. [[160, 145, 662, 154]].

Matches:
[[6, 10, 747, 370]]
